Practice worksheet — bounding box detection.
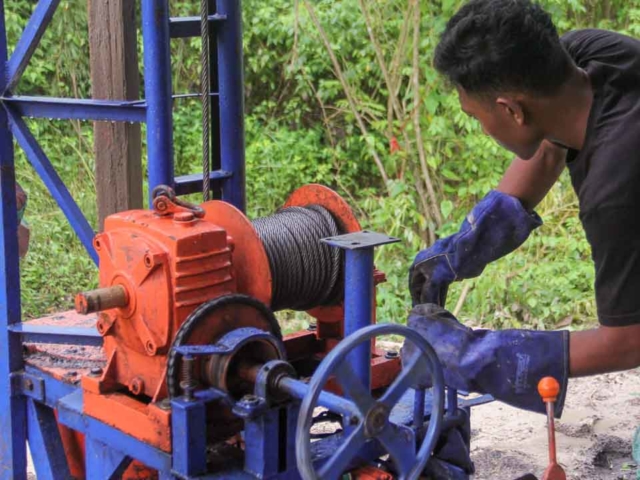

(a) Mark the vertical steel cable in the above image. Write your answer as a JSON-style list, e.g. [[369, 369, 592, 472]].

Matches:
[[201, 0, 211, 201]]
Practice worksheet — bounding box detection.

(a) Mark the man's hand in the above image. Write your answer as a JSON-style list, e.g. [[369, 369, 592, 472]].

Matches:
[[402, 304, 570, 417], [409, 190, 542, 306]]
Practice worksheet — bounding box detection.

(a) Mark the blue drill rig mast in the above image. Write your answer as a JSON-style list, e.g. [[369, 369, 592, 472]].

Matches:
[[0, 1, 493, 479]]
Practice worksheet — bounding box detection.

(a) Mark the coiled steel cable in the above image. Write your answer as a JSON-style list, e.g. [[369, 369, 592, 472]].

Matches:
[[252, 205, 344, 311]]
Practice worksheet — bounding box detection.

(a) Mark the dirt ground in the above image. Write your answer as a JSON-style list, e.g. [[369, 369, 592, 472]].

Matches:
[[470, 368, 640, 480]]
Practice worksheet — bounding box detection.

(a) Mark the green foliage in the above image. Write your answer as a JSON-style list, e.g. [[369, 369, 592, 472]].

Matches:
[[8, 0, 640, 332]]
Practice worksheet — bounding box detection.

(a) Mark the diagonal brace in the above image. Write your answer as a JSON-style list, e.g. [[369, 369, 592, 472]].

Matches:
[[26, 399, 71, 480], [5, 107, 98, 264], [6, 0, 61, 92], [85, 437, 132, 480]]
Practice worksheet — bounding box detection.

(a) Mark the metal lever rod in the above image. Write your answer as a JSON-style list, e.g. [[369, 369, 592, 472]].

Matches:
[[538, 377, 567, 480]]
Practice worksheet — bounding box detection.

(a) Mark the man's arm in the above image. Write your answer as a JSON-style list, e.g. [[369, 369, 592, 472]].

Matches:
[[571, 326, 640, 377], [497, 140, 567, 210]]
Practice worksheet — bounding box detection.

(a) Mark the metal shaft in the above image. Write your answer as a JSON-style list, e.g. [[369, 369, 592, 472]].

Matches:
[[75, 285, 128, 314], [546, 401, 557, 464], [276, 376, 359, 418]]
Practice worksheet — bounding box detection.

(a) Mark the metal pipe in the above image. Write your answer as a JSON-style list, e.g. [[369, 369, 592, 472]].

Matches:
[[413, 388, 425, 429], [0, 2, 28, 474], [344, 248, 374, 391], [277, 377, 359, 418], [216, 0, 245, 212], [447, 387, 458, 414], [141, 0, 174, 203], [75, 286, 128, 314]]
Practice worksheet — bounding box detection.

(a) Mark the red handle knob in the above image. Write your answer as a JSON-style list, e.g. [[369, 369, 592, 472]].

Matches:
[[538, 377, 560, 403]]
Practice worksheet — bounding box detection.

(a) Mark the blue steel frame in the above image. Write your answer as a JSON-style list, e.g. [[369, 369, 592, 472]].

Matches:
[[0, 0, 246, 478]]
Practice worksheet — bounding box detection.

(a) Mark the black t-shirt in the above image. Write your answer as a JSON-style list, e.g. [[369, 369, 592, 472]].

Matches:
[[562, 29, 640, 326]]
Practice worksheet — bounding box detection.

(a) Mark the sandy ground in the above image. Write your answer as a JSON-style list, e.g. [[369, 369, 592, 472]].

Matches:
[[470, 368, 640, 479]]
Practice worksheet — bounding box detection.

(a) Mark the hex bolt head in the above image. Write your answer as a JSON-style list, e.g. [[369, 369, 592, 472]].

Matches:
[[90, 367, 103, 376], [385, 350, 399, 360]]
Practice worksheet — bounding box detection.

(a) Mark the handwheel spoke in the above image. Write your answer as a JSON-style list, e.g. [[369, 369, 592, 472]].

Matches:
[[380, 354, 422, 409], [378, 423, 417, 477], [318, 424, 366, 480], [335, 362, 375, 413]]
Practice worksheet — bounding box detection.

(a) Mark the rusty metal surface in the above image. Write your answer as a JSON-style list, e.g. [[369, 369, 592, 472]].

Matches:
[[24, 311, 105, 382]]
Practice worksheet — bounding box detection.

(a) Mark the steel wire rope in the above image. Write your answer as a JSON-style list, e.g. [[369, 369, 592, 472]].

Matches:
[[200, 0, 211, 201], [252, 205, 344, 311]]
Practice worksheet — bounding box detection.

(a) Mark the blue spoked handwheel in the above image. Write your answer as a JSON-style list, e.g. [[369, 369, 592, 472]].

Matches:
[[296, 324, 445, 480]]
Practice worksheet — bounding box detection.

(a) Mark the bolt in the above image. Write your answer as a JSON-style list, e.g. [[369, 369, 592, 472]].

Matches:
[[157, 398, 172, 411], [181, 355, 196, 401], [90, 367, 103, 376], [174, 212, 195, 223], [155, 199, 168, 212], [240, 394, 260, 407], [307, 322, 317, 332], [130, 377, 145, 396], [385, 350, 399, 360]]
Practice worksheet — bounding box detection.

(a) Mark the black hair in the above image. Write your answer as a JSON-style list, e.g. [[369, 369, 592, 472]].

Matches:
[[434, 0, 575, 96]]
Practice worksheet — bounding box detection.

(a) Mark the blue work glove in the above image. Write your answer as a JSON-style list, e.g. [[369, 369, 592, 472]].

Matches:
[[401, 304, 569, 417], [409, 190, 542, 306]]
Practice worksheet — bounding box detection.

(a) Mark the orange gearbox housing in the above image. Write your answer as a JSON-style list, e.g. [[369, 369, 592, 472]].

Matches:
[[88, 207, 236, 400]]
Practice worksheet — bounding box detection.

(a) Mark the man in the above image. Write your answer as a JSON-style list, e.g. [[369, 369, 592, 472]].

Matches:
[[403, 0, 640, 417]]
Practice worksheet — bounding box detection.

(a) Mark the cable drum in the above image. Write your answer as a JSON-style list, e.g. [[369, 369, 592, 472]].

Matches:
[[252, 205, 344, 311]]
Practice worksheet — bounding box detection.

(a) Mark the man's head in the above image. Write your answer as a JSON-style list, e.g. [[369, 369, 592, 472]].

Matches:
[[434, 0, 575, 158]]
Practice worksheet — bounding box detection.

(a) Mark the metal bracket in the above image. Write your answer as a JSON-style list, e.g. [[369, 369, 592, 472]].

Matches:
[[321, 230, 400, 250], [11, 372, 45, 402]]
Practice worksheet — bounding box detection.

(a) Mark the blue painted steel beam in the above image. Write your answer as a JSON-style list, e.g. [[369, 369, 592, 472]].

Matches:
[[169, 14, 226, 38], [2, 96, 147, 122], [6, 0, 61, 92], [26, 399, 71, 480], [171, 398, 207, 477], [85, 438, 132, 480], [8, 324, 102, 347], [142, 0, 174, 202], [24, 367, 75, 409], [344, 248, 374, 391], [0, 4, 28, 476], [6, 108, 98, 264], [244, 408, 280, 478], [174, 169, 232, 196], [56, 388, 172, 472], [217, 0, 246, 212]]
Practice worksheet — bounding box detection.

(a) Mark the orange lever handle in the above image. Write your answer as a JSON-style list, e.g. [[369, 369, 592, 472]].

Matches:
[[538, 377, 560, 403]]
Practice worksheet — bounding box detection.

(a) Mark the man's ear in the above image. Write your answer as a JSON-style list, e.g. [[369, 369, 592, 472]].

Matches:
[[496, 97, 526, 126]]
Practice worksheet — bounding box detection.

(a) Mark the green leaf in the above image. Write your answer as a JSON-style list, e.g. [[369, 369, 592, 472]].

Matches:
[[440, 200, 454, 219]]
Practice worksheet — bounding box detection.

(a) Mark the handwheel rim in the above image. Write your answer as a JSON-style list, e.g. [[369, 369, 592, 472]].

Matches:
[[296, 323, 445, 480]]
